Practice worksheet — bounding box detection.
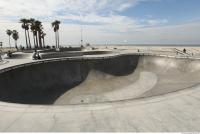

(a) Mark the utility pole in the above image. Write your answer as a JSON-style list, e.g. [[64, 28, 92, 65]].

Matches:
[[81, 27, 83, 46]]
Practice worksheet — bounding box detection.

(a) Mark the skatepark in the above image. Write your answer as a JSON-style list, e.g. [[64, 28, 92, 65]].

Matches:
[[0, 46, 200, 132]]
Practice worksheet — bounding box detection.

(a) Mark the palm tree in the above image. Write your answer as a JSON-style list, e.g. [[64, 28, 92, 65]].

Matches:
[[34, 21, 40, 48], [52, 20, 61, 48], [19, 18, 29, 49], [29, 18, 37, 48], [6, 29, 13, 49], [12, 30, 19, 50]]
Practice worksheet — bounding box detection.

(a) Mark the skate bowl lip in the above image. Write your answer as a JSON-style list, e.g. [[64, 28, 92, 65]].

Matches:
[[1, 52, 199, 73], [0, 52, 200, 112]]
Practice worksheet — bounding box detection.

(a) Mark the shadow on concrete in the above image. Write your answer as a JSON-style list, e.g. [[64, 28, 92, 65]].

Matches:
[[0, 55, 139, 105]]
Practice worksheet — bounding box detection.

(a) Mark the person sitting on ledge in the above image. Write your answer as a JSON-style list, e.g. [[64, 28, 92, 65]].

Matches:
[[7, 51, 12, 58], [33, 50, 41, 60], [33, 50, 37, 60]]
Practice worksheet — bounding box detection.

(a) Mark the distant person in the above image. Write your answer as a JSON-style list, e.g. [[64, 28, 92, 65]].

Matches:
[[37, 52, 41, 59], [7, 51, 12, 58], [183, 48, 186, 53], [32, 50, 38, 60], [33, 50, 41, 60]]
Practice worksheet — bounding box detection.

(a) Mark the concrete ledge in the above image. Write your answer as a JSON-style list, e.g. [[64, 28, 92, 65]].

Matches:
[[1, 51, 200, 75]]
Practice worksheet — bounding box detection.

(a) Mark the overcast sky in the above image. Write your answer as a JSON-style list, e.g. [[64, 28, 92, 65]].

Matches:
[[0, 0, 200, 47]]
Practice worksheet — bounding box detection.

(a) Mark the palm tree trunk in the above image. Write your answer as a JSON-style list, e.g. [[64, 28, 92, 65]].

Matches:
[[38, 31, 42, 48], [55, 32, 57, 48], [56, 31, 59, 48], [9, 36, 11, 49], [33, 34, 36, 48], [41, 38, 43, 47], [37, 32, 40, 48], [43, 38, 45, 48], [25, 30, 28, 49], [27, 30, 31, 49], [36, 34, 39, 48], [15, 40, 18, 50], [57, 31, 59, 48]]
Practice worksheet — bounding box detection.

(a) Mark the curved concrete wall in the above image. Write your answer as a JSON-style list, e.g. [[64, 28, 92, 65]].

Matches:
[[40, 51, 112, 59], [0, 55, 139, 104]]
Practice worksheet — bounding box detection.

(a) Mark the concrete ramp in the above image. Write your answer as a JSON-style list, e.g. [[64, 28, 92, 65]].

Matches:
[[55, 70, 157, 104], [0, 55, 200, 105]]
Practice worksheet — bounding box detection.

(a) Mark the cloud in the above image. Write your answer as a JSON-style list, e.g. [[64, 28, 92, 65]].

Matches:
[[0, 0, 161, 25], [139, 19, 168, 27], [0, 0, 153, 34], [0, 0, 138, 20], [0, 0, 166, 33], [0, 0, 147, 33]]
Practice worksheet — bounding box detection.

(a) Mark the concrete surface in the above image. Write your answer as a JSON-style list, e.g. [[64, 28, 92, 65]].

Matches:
[[0, 46, 200, 132], [55, 56, 200, 105]]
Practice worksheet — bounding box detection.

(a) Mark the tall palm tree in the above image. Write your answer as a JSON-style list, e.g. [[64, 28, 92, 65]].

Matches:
[[6, 29, 13, 49], [34, 21, 40, 48], [52, 20, 61, 48], [12, 30, 19, 50], [19, 18, 29, 49], [29, 18, 37, 48]]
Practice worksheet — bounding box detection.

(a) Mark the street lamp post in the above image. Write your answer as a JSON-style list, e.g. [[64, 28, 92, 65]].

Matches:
[[81, 27, 83, 46]]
